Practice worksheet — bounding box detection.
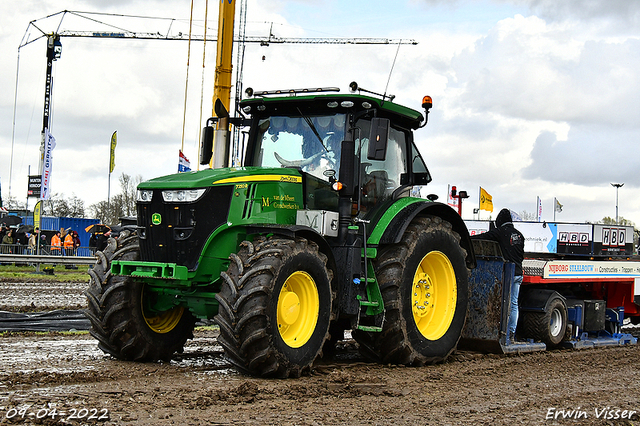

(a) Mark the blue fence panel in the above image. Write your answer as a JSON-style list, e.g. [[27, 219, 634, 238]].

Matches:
[[22, 216, 100, 248]]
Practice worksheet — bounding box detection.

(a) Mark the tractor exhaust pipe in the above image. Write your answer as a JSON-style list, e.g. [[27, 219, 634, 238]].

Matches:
[[200, 99, 231, 168]]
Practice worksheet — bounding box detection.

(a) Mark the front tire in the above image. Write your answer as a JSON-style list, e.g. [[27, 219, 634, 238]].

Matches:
[[354, 215, 469, 365], [215, 237, 334, 378], [84, 230, 196, 361]]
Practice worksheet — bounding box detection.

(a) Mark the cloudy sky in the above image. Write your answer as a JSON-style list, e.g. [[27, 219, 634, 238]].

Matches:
[[1, 0, 639, 224]]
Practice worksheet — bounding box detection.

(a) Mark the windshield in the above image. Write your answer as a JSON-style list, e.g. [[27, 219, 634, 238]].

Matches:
[[252, 113, 346, 181]]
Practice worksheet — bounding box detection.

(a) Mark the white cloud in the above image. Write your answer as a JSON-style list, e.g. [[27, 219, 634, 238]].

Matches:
[[1, 0, 640, 226]]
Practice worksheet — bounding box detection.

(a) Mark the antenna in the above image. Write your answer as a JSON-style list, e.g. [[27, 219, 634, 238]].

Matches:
[[383, 39, 402, 102]]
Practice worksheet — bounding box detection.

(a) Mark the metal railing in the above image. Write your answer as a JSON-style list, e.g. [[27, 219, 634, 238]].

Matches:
[[0, 244, 96, 256], [0, 244, 97, 266]]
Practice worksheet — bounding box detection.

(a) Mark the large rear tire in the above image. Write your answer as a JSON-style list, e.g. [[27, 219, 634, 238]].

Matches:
[[353, 216, 469, 365], [214, 237, 334, 378], [84, 230, 196, 361]]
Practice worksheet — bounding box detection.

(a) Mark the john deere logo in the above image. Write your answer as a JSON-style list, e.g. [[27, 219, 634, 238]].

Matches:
[[151, 213, 162, 225]]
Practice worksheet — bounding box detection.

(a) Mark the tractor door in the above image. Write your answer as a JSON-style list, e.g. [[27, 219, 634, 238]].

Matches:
[[354, 118, 430, 214]]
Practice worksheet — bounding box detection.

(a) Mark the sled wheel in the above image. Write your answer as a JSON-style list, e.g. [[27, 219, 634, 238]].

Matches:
[[521, 297, 567, 347]]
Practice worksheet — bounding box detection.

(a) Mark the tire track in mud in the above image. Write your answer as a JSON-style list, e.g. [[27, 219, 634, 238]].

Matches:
[[0, 281, 87, 312]]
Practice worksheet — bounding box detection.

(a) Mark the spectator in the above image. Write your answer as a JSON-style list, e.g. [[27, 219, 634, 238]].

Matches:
[[471, 208, 524, 344], [28, 228, 39, 254], [50, 231, 62, 255], [96, 230, 111, 252], [64, 230, 75, 256], [2, 229, 15, 253], [72, 231, 81, 253], [89, 232, 97, 253]]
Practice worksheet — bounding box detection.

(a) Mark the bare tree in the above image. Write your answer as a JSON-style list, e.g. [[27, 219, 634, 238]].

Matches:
[[119, 173, 141, 217], [68, 194, 86, 218], [3, 195, 26, 210], [89, 173, 142, 225], [600, 216, 635, 227], [518, 210, 537, 221]]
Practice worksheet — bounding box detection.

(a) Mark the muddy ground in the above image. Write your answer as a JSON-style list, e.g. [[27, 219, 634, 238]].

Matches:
[[1, 277, 639, 425]]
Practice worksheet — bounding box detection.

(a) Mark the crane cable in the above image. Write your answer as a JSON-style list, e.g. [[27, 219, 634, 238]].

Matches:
[[196, 0, 209, 172], [180, 0, 195, 156]]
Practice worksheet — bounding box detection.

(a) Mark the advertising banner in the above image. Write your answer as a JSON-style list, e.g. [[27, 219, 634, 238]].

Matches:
[[109, 131, 117, 173], [447, 184, 458, 209], [479, 187, 493, 212], [40, 129, 56, 200], [556, 223, 592, 255], [464, 220, 490, 237], [544, 260, 640, 279], [592, 225, 634, 256], [34, 201, 42, 230], [27, 175, 42, 198], [514, 222, 557, 254]]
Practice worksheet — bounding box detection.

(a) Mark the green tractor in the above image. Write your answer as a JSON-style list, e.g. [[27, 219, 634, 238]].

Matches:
[[85, 83, 476, 378]]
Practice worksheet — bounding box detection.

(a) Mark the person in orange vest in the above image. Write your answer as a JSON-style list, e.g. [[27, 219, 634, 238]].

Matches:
[[64, 229, 75, 256], [50, 231, 62, 255]]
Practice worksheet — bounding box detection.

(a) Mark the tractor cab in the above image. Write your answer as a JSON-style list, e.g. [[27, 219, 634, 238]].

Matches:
[[203, 84, 434, 225]]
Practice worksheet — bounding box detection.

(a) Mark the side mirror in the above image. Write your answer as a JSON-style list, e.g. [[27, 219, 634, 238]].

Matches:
[[414, 172, 431, 185], [367, 117, 390, 161], [200, 126, 214, 165]]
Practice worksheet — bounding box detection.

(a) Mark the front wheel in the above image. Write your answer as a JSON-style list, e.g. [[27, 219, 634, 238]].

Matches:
[[215, 237, 334, 378], [84, 230, 196, 361], [354, 215, 469, 365]]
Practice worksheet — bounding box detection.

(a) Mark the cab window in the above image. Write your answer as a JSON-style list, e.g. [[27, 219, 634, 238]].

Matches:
[[355, 119, 408, 207]]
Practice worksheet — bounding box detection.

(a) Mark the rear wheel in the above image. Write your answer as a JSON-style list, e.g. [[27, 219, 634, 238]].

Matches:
[[521, 297, 567, 347], [215, 237, 334, 377], [353, 215, 469, 365], [84, 230, 196, 361]]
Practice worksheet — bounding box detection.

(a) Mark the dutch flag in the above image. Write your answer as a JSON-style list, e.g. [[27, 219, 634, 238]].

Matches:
[[178, 150, 191, 173]]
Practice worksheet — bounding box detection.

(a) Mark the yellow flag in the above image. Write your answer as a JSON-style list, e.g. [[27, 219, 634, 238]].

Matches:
[[480, 187, 493, 212], [109, 131, 117, 173], [34, 200, 42, 230]]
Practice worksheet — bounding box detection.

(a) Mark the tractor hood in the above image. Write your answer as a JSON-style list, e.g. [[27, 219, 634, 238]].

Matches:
[[137, 166, 303, 190]]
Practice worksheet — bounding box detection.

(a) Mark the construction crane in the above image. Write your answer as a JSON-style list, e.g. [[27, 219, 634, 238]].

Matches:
[[11, 8, 417, 194]]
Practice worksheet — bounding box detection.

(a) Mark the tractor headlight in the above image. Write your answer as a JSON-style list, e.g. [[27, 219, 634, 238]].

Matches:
[[137, 189, 154, 202], [161, 188, 206, 203]]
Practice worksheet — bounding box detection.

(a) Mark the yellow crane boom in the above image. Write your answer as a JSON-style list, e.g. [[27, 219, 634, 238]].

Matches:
[[213, 0, 236, 115]]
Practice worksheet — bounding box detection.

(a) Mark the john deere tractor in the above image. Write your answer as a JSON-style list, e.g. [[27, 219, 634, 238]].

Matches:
[[85, 83, 475, 378]]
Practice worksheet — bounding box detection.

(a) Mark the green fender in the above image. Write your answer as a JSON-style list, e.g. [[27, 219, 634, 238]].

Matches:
[[367, 198, 476, 269]]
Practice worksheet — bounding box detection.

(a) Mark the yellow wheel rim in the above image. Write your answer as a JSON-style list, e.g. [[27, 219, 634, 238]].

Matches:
[[277, 271, 320, 348], [411, 251, 457, 340], [142, 289, 184, 334]]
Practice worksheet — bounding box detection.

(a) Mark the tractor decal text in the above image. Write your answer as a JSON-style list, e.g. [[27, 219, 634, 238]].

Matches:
[[274, 194, 295, 202], [279, 176, 301, 183], [213, 175, 302, 185], [273, 202, 299, 210]]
